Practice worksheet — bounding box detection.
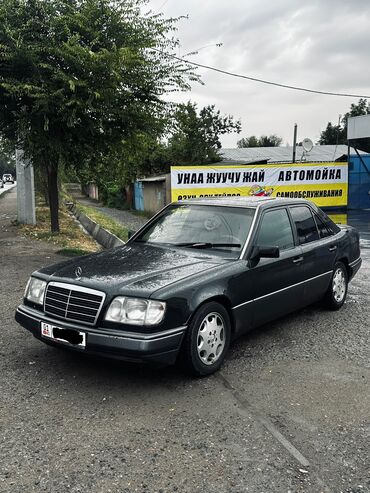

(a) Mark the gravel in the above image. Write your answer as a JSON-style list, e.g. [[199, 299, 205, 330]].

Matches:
[[71, 193, 147, 233], [1, 188, 369, 493]]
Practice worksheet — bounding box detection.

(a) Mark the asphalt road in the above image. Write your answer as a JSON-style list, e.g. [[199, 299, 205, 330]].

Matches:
[[0, 188, 369, 493]]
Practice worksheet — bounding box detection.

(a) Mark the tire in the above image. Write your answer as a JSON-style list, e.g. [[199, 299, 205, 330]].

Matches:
[[324, 261, 348, 310], [181, 301, 231, 377]]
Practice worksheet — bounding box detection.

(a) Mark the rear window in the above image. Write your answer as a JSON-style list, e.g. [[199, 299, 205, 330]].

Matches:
[[318, 210, 340, 234], [290, 206, 319, 244]]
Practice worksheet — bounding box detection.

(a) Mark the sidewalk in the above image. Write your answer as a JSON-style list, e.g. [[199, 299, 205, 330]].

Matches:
[[0, 182, 16, 197], [70, 190, 147, 233]]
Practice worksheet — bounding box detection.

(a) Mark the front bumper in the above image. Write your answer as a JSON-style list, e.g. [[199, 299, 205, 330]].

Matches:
[[15, 304, 186, 366]]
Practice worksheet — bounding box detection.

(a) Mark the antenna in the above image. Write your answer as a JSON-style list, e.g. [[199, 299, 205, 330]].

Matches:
[[302, 138, 313, 152]]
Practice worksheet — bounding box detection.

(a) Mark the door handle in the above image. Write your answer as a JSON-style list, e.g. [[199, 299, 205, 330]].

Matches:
[[328, 245, 337, 252], [292, 256, 304, 264]]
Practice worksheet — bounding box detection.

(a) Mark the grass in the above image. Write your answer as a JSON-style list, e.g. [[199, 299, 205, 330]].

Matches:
[[19, 190, 129, 255], [76, 203, 128, 242], [56, 247, 94, 257], [19, 200, 99, 256]]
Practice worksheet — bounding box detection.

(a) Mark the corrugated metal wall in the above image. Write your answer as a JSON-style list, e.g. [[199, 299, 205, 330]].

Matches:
[[348, 154, 370, 209], [134, 181, 144, 211]]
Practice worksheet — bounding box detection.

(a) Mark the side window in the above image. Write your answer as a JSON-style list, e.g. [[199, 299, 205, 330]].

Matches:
[[290, 206, 319, 244], [314, 213, 332, 238], [320, 211, 340, 234], [256, 209, 294, 250]]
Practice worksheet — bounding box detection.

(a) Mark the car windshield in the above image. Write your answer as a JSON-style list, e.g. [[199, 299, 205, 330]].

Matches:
[[134, 204, 255, 258]]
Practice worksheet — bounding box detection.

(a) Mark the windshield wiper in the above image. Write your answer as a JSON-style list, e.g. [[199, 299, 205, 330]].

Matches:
[[174, 242, 241, 249]]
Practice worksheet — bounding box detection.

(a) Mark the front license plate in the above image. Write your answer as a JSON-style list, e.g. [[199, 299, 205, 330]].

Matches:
[[41, 322, 86, 348]]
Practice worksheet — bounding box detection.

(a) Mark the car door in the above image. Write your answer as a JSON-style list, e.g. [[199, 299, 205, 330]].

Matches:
[[289, 205, 337, 305], [246, 207, 306, 328]]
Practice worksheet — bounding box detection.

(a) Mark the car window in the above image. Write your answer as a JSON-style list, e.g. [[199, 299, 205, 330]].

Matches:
[[320, 211, 340, 234], [314, 213, 331, 238], [290, 206, 319, 244], [256, 209, 294, 250], [135, 204, 255, 258]]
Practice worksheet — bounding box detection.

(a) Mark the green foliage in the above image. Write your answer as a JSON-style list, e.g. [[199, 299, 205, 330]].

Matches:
[[168, 102, 241, 165], [259, 135, 283, 147], [100, 182, 126, 209], [80, 101, 241, 204], [319, 98, 370, 145], [0, 0, 198, 230], [318, 122, 344, 145], [237, 134, 282, 148]]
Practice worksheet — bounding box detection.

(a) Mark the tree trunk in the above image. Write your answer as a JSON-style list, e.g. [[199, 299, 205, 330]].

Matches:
[[46, 163, 60, 233]]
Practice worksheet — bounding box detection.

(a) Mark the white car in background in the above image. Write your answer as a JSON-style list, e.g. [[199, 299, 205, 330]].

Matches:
[[2, 173, 15, 184]]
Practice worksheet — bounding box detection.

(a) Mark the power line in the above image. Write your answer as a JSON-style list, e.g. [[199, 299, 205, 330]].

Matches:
[[155, 49, 370, 99], [154, 0, 169, 13]]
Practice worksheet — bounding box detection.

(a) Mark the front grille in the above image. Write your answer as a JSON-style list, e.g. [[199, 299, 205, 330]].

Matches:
[[44, 282, 105, 326]]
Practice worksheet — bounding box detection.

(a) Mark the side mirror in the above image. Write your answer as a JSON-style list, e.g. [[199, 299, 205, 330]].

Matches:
[[249, 245, 280, 261], [128, 230, 136, 239]]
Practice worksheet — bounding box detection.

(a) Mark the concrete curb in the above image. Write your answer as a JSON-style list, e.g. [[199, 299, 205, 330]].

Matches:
[[67, 203, 125, 250], [0, 183, 17, 199]]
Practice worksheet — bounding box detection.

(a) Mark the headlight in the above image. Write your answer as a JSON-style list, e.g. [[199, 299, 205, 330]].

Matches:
[[25, 277, 47, 305], [105, 297, 166, 326]]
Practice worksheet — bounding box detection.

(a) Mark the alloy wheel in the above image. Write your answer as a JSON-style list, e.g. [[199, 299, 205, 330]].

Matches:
[[197, 312, 225, 365], [332, 267, 346, 303]]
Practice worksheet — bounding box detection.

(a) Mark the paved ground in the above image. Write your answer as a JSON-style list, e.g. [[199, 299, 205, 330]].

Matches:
[[347, 210, 370, 241], [1, 188, 369, 493], [0, 182, 16, 197]]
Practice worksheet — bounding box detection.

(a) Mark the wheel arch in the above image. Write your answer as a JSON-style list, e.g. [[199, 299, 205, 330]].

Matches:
[[188, 295, 236, 336], [337, 256, 350, 277]]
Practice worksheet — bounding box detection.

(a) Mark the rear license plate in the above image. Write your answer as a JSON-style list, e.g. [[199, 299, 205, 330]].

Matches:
[[41, 322, 86, 348]]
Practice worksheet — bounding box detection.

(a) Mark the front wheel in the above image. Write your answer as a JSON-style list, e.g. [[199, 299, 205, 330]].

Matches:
[[181, 302, 231, 377], [324, 262, 348, 310]]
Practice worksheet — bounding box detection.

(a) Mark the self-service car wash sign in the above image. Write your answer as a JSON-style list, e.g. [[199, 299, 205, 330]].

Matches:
[[171, 162, 348, 207]]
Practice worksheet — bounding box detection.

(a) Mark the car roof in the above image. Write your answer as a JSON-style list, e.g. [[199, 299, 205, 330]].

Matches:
[[173, 196, 315, 209]]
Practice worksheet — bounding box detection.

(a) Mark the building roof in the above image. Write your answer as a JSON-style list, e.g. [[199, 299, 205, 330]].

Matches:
[[138, 175, 166, 182], [220, 144, 367, 164]]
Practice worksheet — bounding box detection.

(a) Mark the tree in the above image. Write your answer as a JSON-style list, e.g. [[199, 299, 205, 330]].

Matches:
[[318, 122, 345, 145], [237, 136, 259, 148], [237, 134, 282, 148], [0, 0, 197, 231], [319, 99, 370, 145], [168, 102, 241, 165], [259, 134, 283, 147]]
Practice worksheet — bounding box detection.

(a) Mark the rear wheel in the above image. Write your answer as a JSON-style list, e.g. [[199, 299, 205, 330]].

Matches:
[[324, 262, 348, 310], [181, 302, 231, 377]]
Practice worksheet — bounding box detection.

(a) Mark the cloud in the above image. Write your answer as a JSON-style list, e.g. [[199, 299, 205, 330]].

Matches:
[[148, 0, 370, 146]]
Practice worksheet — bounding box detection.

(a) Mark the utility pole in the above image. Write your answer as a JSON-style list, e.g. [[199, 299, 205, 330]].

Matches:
[[292, 123, 298, 163], [16, 149, 36, 225]]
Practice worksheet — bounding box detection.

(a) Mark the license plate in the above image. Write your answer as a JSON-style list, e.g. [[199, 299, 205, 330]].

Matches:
[[41, 322, 86, 348]]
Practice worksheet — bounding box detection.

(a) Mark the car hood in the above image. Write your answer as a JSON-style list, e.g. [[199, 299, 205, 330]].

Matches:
[[37, 243, 227, 298]]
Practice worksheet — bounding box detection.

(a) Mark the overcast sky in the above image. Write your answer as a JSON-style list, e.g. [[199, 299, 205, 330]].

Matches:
[[147, 0, 370, 147]]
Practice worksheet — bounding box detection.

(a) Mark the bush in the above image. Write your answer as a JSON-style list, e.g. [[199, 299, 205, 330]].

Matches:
[[100, 182, 127, 209]]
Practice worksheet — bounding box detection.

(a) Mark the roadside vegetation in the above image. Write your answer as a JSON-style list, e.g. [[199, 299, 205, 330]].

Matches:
[[18, 197, 99, 256], [76, 203, 128, 242]]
